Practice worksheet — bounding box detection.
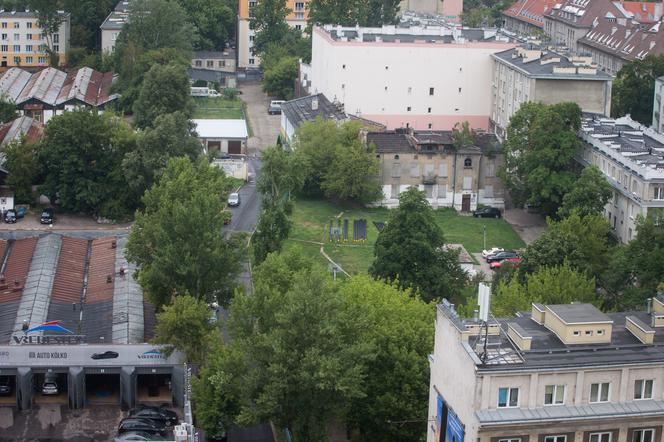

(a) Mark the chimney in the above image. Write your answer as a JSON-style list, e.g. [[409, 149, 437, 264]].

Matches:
[[311, 97, 318, 111]]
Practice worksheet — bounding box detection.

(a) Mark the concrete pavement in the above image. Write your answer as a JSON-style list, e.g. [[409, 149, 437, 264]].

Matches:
[[502, 208, 547, 245], [240, 83, 281, 154]]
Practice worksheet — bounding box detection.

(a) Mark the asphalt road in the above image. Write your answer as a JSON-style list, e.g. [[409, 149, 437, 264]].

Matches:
[[222, 157, 262, 236]]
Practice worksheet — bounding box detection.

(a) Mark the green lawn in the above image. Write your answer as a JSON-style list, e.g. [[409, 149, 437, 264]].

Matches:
[[192, 97, 245, 119], [288, 198, 525, 274]]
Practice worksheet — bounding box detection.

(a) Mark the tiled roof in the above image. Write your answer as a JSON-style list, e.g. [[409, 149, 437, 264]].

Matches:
[[0, 238, 37, 343], [0, 116, 43, 147], [282, 94, 347, 129], [579, 17, 664, 62], [545, 0, 629, 29], [0, 67, 119, 107], [620, 1, 660, 22], [81, 237, 116, 343], [492, 47, 612, 79], [503, 0, 558, 27]]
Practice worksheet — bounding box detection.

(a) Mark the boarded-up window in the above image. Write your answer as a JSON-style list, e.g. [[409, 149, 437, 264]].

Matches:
[[439, 163, 448, 177], [484, 185, 493, 198], [424, 184, 434, 198], [392, 163, 401, 178], [463, 176, 472, 190], [410, 162, 420, 178], [424, 164, 435, 176]]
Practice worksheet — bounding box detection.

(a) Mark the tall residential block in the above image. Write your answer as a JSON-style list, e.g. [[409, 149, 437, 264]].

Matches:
[[0, 11, 69, 68]]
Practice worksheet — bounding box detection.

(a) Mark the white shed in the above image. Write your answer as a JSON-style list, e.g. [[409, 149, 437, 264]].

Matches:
[[192, 119, 248, 156]]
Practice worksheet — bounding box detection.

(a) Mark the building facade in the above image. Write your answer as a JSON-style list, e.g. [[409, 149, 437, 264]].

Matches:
[[399, 0, 463, 21], [191, 50, 236, 73], [0, 11, 69, 68], [502, 0, 556, 36], [428, 299, 664, 442], [366, 128, 505, 210], [306, 24, 515, 131], [653, 76, 664, 132], [491, 47, 612, 137], [100, 0, 130, 53], [237, 0, 309, 69], [577, 114, 664, 243]]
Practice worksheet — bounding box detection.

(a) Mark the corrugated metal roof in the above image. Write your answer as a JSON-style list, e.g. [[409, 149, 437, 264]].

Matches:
[[0, 68, 32, 102], [80, 237, 116, 343], [112, 236, 144, 344], [0, 237, 37, 343], [0, 116, 43, 147]]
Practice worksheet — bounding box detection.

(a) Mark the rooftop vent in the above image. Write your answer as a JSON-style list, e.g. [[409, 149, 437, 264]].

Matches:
[[312, 98, 318, 111]]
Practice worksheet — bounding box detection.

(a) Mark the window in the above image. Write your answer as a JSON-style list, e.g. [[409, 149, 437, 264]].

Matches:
[[12, 44, 19, 52], [206, 60, 213, 68], [53, 34, 59, 43], [407, 106, 411, 112], [439, 163, 448, 177], [25, 56, 32, 63], [597, 330, 604, 336], [498, 439, 521, 442], [410, 162, 420, 178], [249, 0, 256, 6], [26, 33, 31, 40], [464, 158, 472, 168], [218, 60, 225, 67], [27, 22, 32, 29], [573, 330, 580, 336], [249, 35, 255, 42], [13, 33, 18, 40], [428, 107, 432, 113], [486, 161, 495, 177], [590, 382, 610, 403], [429, 87, 434, 95], [407, 86, 412, 94], [295, 24, 302, 30], [544, 385, 565, 405], [13, 22, 19, 29], [195, 60, 202, 67], [634, 379, 653, 400], [38, 56, 45, 63], [295, 1, 304, 9], [655, 185, 664, 200], [585, 330, 593, 336], [390, 184, 399, 198], [295, 12, 304, 19], [544, 436, 567, 442], [590, 433, 612, 442], [13, 56, 19, 64], [1, 23, 6, 29], [391, 162, 401, 178], [484, 185, 493, 198], [1, 34, 6, 40], [53, 44, 59, 52], [497, 387, 519, 408], [248, 58, 254, 65], [425, 184, 434, 198], [394, 155, 399, 160], [458, 87, 462, 93], [26, 44, 32, 51], [633, 430, 654, 442]]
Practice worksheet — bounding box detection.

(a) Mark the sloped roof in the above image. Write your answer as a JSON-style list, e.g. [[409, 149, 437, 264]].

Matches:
[[281, 93, 346, 129], [620, 1, 659, 22], [503, 0, 558, 27], [579, 16, 664, 62], [0, 116, 43, 147], [545, 0, 629, 29]]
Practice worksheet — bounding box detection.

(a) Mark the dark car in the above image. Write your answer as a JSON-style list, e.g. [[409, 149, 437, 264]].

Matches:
[[118, 418, 165, 434], [91, 351, 119, 360], [4, 209, 17, 223], [40, 208, 54, 224], [113, 431, 163, 441], [0, 376, 11, 395], [129, 406, 179, 426], [485, 251, 519, 263], [473, 207, 502, 218]]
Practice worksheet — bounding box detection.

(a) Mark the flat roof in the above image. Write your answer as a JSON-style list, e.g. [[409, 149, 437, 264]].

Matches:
[[492, 47, 613, 80], [547, 303, 612, 324], [192, 119, 248, 139]]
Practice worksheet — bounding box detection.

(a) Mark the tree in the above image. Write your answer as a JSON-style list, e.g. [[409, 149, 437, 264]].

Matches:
[[177, 0, 235, 50], [262, 56, 298, 100], [132, 63, 192, 128], [0, 100, 17, 123], [63, 0, 116, 50], [321, 139, 383, 204], [558, 166, 612, 218], [226, 251, 370, 440], [3, 138, 40, 204], [252, 200, 292, 264], [123, 111, 201, 195], [39, 110, 137, 218], [27, 0, 65, 63], [612, 55, 664, 125], [341, 276, 433, 442], [307, 0, 400, 28], [492, 263, 598, 316], [501, 102, 581, 217], [370, 187, 467, 302], [125, 157, 243, 307], [249, 0, 290, 57], [152, 295, 214, 362]]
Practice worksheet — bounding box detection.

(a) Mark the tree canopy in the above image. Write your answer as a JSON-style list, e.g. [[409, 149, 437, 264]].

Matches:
[[132, 63, 193, 129], [176, 0, 236, 51], [307, 0, 401, 27], [501, 102, 581, 217], [370, 187, 466, 302], [612, 55, 664, 125], [3, 137, 40, 204], [558, 166, 613, 218], [125, 157, 243, 307]]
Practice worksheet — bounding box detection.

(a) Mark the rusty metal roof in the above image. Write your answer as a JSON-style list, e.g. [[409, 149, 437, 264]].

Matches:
[[0, 116, 44, 147], [0, 237, 37, 343], [80, 237, 116, 342]]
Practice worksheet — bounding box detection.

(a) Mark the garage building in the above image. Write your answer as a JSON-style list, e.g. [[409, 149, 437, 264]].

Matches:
[[192, 119, 248, 156]]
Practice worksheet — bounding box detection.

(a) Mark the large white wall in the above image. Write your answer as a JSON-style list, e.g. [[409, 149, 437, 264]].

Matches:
[[309, 27, 515, 130]]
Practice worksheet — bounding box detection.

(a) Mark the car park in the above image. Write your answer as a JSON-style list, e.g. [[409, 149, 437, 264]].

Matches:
[[473, 207, 502, 218], [227, 192, 240, 207], [485, 251, 519, 263], [489, 257, 522, 269], [129, 406, 179, 426], [0, 376, 11, 395], [481, 247, 504, 259], [113, 431, 163, 441], [91, 351, 119, 360], [40, 208, 54, 224], [4, 209, 17, 223], [268, 100, 285, 115], [118, 417, 165, 435]]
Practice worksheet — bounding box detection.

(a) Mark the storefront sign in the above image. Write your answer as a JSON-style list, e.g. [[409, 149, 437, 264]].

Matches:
[[13, 335, 85, 345]]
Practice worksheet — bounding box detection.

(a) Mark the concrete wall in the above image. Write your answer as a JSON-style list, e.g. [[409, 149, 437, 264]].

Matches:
[[543, 17, 588, 52], [101, 29, 120, 54], [191, 57, 236, 73], [310, 27, 515, 131], [400, 0, 462, 21], [534, 79, 611, 116]]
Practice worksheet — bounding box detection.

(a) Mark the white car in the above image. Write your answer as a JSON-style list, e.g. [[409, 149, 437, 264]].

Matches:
[[482, 247, 504, 259], [227, 193, 240, 207]]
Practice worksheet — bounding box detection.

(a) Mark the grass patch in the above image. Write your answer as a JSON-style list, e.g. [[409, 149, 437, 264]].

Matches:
[[288, 198, 525, 274], [192, 97, 244, 119]]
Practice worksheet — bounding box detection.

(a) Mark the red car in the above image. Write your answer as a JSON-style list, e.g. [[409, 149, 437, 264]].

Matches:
[[490, 257, 522, 269]]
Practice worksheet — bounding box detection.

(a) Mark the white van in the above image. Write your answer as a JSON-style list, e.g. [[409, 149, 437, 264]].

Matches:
[[42, 372, 58, 395], [190, 87, 221, 97]]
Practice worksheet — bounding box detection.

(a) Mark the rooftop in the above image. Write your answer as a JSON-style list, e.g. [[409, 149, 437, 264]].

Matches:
[[0, 116, 43, 147], [281, 94, 346, 129], [547, 303, 612, 324], [100, 0, 132, 30], [366, 128, 501, 154], [492, 46, 612, 79], [193, 50, 235, 60], [192, 119, 248, 139], [503, 0, 558, 27]]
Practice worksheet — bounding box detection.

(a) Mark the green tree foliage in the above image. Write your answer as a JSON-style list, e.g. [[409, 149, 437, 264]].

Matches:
[[27, 0, 64, 58], [341, 276, 433, 442], [252, 200, 292, 264], [0, 100, 17, 123], [522, 212, 614, 281], [612, 55, 664, 125], [125, 157, 243, 307], [176, 0, 235, 50], [492, 263, 598, 316], [462, 0, 514, 27], [39, 110, 137, 218], [370, 187, 467, 302], [132, 63, 193, 129], [123, 111, 201, 196], [501, 102, 582, 217], [307, 0, 400, 27], [293, 118, 382, 204], [558, 166, 613, 218], [62, 0, 116, 50], [152, 295, 214, 362], [249, 0, 290, 56], [3, 138, 40, 204], [226, 250, 370, 440], [262, 56, 298, 100]]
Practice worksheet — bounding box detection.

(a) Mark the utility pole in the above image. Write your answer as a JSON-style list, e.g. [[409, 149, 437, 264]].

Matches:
[[483, 224, 486, 251]]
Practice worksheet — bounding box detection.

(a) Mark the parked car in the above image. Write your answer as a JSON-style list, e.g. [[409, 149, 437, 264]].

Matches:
[[15, 206, 25, 218], [91, 351, 119, 360], [41, 373, 58, 395], [40, 208, 54, 225], [268, 100, 285, 115], [0, 376, 11, 395], [113, 431, 163, 441], [473, 207, 502, 218], [118, 418, 165, 434], [227, 192, 240, 207], [129, 406, 179, 426], [481, 247, 504, 259], [4, 209, 17, 223], [490, 257, 522, 269], [485, 251, 519, 263]]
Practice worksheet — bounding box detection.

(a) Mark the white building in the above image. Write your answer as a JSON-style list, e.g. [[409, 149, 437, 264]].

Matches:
[[305, 24, 515, 131], [100, 0, 131, 53], [653, 76, 664, 133], [192, 119, 248, 156], [579, 114, 664, 243]]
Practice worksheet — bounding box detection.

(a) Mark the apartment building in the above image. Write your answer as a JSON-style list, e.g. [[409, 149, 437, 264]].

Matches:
[[578, 114, 664, 243], [491, 46, 612, 138], [0, 11, 69, 68], [502, 0, 557, 36], [305, 24, 515, 131], [653, 76, 664, 132], [100, 0, 131, 53], [428, 298, 664, 442], [237, 0, 309, 69], [399, 0, 463, 21], [191, 50, 236, 73], [366, 128, 505, 210]]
